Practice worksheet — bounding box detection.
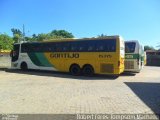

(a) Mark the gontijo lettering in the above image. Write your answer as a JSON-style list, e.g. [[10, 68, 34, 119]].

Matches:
[[50, 53, 79, 58]]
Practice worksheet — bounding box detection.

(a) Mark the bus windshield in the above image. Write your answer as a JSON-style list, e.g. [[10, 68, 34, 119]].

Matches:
[[11, 44, 20, 62], [125, 42, 136, 53]]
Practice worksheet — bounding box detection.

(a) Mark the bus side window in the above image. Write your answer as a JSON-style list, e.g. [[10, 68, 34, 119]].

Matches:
[[70, 42, 78, 52], [55, 43, 62, 52], [104, 40, 116, 52], [78, 41, 89, 52], [62, 45, 67, 51], [21, 44, 26, 53], [88, 46, 93, 51], [75, 42, 82, 52], [87, 42, 95, 52], [42, 43, 52, 52], [96, 44, 104, 51], [107, 45, 115, 52], [62, 42, 70, 52], [49, 43, 55, 52], [21, 43, 28, 53], [79, 46, 83, 51], [54, 43, 58, 52], [94, 40, 104, 51], [32, 44, 39, 52], [111, 46, 115, 51], [48, 44, 53, 52]]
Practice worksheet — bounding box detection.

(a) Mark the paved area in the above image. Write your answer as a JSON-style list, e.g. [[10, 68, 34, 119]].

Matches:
[[0, 55, 10, 68], [0, 56, 160, 114]]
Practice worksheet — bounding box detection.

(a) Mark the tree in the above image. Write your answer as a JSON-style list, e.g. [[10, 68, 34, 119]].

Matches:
[[11, 28, 22, 43], [50, 30, 74, 38], [0, 34, 14, 50], [144, 45, 155, 51], [11, 28, 22, 36], [24, 36, 32, 41], [30, 34, 37, 41], [10, 29, 75, 42], [31, 30, 74, 41], [36, 33, 51, 41]]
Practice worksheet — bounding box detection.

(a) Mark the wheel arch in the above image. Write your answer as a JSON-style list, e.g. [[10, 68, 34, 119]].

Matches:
[[20, 61, 28, 70]]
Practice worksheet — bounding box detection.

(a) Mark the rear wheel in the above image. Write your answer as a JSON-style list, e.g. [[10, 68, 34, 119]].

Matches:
[[20, 62, 28, 71], [82, 65, 94, 76], [69, 64, 81, 76]]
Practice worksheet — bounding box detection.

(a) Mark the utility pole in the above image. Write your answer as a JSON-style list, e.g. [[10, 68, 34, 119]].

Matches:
[[22, 24, 25, 41]]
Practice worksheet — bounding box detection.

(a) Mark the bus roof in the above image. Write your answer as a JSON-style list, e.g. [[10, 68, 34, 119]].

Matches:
[[125, 40, 141, 45], [39, 35, 121, 43], [125, 40, 139, 43], [14, 35, 122, 44]]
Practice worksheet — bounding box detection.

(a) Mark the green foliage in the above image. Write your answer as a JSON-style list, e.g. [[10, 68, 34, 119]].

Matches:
[[11, 29, 74, 42], [0, 34, 14, 50], [13, 34, 21, 43], [50, 30, 74, 38], [11, 28, 23, 43], [24, 36, 32, 41], [144, 45, 155, 51], [11, 28, 22, 36], [31, 34, 37, 41], [30, 30, 74, 41], [37, 33, 51, 41]]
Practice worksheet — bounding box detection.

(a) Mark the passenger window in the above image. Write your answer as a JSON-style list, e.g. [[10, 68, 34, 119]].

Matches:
[[96, 44, 104, 51], [88, 46, 93, 51], [62, 43, 70, 52]]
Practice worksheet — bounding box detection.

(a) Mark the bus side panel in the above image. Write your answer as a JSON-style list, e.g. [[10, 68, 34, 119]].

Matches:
[[44, 52, 120, 75]]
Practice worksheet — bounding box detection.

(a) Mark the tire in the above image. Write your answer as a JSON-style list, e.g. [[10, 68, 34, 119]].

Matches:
[[82, 65, 94, 76], [20, 62, 28, 71], [69, 64, 81, 76]]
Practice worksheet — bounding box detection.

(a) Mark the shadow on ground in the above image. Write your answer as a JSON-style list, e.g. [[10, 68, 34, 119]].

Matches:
[[125, 82, 160, 114], [0, 68, 119, 80], [121, 72, 136, 76]]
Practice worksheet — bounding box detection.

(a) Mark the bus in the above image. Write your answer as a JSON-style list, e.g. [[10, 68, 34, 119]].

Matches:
[[124, 40, 144, 72], [10, 36, 125, 76]]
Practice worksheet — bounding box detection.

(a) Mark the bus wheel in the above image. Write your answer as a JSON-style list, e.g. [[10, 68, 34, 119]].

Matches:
[[20, 62, 28, 71], [69, 64, 81, 76], [82, 65, 94, 76]]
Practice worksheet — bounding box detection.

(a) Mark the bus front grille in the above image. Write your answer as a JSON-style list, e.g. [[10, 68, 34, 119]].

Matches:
[[125, 61, 134, 69], [100, 64, 114, 73]]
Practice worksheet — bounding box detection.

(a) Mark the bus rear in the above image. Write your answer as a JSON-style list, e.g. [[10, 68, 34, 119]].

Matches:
[[90, 36, 124, 75], [124, 40, 142, 72]]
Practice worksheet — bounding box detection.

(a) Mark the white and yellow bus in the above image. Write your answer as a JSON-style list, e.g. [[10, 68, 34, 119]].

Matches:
[[10, 36, 125, 76], [125, 40, 144, 72]]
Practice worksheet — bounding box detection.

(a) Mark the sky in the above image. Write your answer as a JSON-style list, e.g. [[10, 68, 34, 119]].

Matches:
[[0, 0, 160, 48]]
